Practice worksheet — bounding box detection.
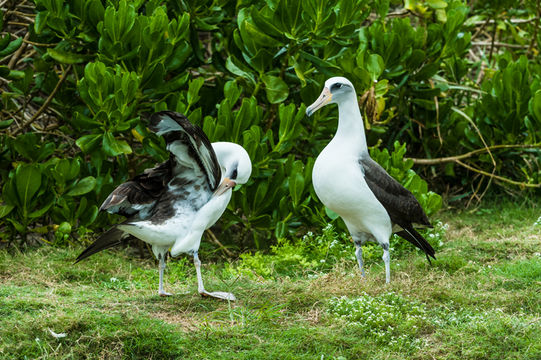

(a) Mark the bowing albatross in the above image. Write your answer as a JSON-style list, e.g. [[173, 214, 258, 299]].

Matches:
[[306, 77, 435, 283], [76, 111, 252, 300]]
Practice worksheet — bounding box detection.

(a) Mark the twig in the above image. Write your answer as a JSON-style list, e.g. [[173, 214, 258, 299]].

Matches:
[[409, 144, 541, 165], [528, 0, 540, 56], [472, 17, 491, 41], [488, 20, 498, 64], [429, 79, 442, 146], [472, 17, 539, 25], [455, 159, 541, 188], [7, 32, 29, 68], [467, 174, 485, 208], [205, 229, 234, 257], [472, 41, 530, 49], [22, 39, 57, 47], [10, 64, 72, 136], [451, 107, 496, 168]]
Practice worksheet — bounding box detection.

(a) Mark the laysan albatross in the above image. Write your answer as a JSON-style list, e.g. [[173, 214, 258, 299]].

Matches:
[[76, 111, 252, 300], [306, 77, 435, 283]]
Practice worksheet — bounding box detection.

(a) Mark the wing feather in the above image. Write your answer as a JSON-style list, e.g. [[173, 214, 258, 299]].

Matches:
[[149, 111, 221, 190], [360, 156, 431, 228], [100, 160, 172, 218], [360, 155, 435, 261]]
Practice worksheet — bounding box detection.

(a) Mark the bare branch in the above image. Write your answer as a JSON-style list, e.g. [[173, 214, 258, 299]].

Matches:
[[455, 160, 541, 188], [10, 64, 72, 136], [409, 144, 541, 165]]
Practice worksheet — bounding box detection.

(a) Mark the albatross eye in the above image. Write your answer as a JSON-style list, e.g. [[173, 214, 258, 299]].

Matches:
[[231, 168, 238, 179], [330, 83, 344, 92]]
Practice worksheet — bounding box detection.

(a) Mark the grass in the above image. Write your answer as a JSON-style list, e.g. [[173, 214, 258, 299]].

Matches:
[[0, 200, 540, 359]]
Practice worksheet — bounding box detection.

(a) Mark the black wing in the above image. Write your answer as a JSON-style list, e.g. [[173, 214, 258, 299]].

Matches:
[[100, 111, 221, 219], [74, 227, 126, 263], [149, 111, 221, 191], [360, 155, 435, 261], [100, 160, 173, 218]]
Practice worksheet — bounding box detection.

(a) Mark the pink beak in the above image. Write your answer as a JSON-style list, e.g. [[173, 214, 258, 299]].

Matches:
[[214, 177, 236, 196]]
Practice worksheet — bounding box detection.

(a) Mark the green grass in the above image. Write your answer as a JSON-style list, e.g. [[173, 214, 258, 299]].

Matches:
[[1, 200, 540, 359]]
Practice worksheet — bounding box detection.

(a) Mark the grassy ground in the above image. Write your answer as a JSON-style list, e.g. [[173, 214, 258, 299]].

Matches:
[[1, 200, 540, 359]]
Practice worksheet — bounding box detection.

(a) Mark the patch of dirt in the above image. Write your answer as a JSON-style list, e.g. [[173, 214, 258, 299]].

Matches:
[[151, 311, 200, 331]]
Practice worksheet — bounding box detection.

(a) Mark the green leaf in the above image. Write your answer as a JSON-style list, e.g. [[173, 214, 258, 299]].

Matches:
[[66, 176, 96, 196], [47, 48, 88, 64], [529, 90, 541, 124], [253, 181, 269, 209], [0, 119, 13, 129], [7, 218, 25, 233], [240, 17, 281, 48], [366, 54, 384, 81], [225, 56, 255, 84], [15, 164, 42, 214], [288, 161, 305, 205], [81, 205, 99, 226], [426, 0, 448, 9], [57, 221, 72, 234], [103, 132, 132, 156], [435, 9, 447, 22], [0, 204, 14, 218], [325, 207, 340, 220], [0, 37, 23, 57], [28, 200, 54, 218], [76, 134, 102, 153], [34, 10, 49, 34], [262, 74, 288, 104], [250, 6, 283, 39]]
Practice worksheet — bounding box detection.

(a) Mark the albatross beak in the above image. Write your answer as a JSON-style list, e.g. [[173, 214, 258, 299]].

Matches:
[[214, 177, 236, 196], [306, 87, 332, 116]]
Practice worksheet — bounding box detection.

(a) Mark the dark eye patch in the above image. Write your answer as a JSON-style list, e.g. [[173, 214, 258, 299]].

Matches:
[[330, 83, 344, 92], [231, 168, 238, 179]]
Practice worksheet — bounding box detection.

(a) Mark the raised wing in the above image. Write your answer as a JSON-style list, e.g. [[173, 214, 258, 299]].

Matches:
[[149, 111, 221, 191], [100, 160, 172, 218]]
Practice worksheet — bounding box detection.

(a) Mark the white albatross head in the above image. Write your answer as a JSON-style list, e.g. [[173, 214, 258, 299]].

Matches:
[[306, 77, 357, 116], [211, 142, 252, 195]]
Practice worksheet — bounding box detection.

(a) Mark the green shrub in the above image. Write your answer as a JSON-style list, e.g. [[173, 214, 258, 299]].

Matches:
[[1, 0, 539, 250]]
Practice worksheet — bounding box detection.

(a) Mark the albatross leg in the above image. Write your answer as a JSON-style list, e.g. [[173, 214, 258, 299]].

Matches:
[[193, 252, 236, 301], [382, 245, 391, 284], [353, 241, 366, 277], [158, 254, 172, 297], [352, 233, 370, 278]]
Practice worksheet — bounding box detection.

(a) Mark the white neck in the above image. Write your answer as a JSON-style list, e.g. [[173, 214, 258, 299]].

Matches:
[[332, 93, 368, 155]]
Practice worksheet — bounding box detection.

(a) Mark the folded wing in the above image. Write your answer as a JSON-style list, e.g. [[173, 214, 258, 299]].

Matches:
[[359, 156, 435, 261]]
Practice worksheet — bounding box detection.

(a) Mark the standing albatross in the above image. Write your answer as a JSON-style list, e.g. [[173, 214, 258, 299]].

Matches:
[[306, 77, 435, 283], [76, 111, 252, 300]]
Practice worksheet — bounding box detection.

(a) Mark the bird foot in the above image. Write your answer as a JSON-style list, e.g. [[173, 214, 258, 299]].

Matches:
[[199, 290, 236, 301], [159, 290, 173, 297]]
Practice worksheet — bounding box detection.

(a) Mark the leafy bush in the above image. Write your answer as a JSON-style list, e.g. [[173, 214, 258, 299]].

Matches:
[[1, 0, 539, 250], [227, 219, 447, 279]]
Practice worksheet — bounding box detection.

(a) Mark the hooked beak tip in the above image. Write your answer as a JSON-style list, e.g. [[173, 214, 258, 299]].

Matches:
[[306, 87, 331, 117], [214, 177, 236, 196]]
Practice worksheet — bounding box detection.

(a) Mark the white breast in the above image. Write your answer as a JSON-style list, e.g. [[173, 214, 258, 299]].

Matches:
[[313, 144, 390, 233]]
